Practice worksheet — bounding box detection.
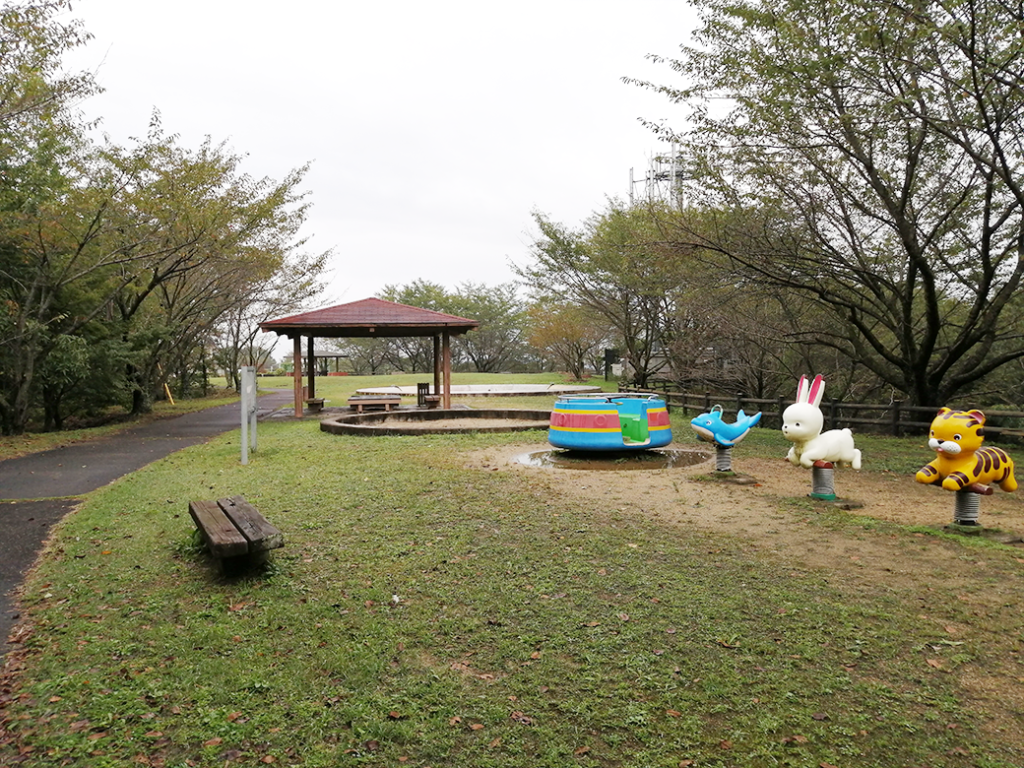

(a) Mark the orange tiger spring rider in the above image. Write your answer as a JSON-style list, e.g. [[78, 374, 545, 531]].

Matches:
[[916, 408, 1018, 525]]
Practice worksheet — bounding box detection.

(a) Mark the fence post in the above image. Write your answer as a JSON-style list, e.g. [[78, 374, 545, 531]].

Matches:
[[891, 399, 902, 437], [829, 399, 838, 430], [704, 391, 711, 411], [737, 394, 744, 418], [778, 396, 787, 429]]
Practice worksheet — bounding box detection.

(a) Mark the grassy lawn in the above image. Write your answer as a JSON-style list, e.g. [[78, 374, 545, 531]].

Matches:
[[2, 382, 1023, 766]]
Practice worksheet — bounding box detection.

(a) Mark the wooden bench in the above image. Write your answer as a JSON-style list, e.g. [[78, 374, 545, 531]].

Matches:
[[305, 397, 325, 412], [347, 395, 401, 413], [416, 383, 442, 409], [188, 495, 284, 569]]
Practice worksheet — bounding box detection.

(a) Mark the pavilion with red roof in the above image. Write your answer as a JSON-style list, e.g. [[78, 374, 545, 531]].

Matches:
[[260, 298, 479, 417]]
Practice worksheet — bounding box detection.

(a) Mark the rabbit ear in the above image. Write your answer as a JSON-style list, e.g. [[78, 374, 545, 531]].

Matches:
[[795, 375, 809, 403], [808, 375, 825, 407]]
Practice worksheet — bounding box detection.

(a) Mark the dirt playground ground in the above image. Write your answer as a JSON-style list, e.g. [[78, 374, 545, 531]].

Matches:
[[464, 445, 1024, 569], [463, 443, 1024, 741]]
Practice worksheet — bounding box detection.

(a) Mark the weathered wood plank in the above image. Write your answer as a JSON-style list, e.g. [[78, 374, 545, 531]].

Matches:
[[188, 499, 249, 558], [218, 496, 284, 553]]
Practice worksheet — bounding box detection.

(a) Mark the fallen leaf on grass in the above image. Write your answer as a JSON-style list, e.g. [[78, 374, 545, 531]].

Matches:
[[470, 723, 485, 731], [203, 737, 223, 747], [811, 712, 830, 721], [574, 746, 591, 755], [666, 709, 681, 717], [926, 658, 943, 669], [510, 711, 533, 725]]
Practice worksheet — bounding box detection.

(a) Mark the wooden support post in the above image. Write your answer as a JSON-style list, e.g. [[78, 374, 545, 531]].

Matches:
[[306, 336, 316, 400], [292, 336, 303, 418], [433, 335, 441, 400], [442, 330, 452, 409]]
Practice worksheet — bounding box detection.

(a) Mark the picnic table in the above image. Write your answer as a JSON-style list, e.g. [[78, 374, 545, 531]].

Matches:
[[347, 394, 401, 413]]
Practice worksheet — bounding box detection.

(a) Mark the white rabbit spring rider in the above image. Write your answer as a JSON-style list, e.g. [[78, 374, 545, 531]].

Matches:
[[782, 375, 862, 500]]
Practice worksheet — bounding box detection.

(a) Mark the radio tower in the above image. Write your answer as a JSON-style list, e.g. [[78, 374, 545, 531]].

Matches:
[[629, 142, 685, 208]]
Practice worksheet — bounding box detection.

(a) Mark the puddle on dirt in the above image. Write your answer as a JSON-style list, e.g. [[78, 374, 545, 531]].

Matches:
[[516, 448, 711, 471]]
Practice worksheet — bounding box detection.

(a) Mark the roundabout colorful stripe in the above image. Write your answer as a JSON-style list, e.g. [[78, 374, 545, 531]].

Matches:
[[548, 395, 673, 451]]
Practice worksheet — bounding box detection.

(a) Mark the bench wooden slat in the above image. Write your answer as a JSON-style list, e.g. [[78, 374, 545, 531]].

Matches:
[[189, 499, 249, 558], [219, 496, 284, 553]]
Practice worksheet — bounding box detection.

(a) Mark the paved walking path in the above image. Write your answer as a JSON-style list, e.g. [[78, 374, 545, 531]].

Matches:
[[0, 390, 295, 656]]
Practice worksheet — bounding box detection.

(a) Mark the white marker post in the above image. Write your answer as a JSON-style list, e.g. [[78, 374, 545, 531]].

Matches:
[[240, 366, 258, 464]]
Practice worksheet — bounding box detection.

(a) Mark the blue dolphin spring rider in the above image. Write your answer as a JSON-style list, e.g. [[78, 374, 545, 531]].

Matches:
[[690, 404, 762, 471]]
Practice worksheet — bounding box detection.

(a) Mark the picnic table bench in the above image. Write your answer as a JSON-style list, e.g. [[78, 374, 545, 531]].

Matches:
[[417, 383, 441, 409], [188, 495, 284, 570], [347, 394, 401, 413], [306, 397, 325, 412]]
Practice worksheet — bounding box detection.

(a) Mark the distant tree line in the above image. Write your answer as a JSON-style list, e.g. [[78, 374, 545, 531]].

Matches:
[[321, 280, 612, 379]]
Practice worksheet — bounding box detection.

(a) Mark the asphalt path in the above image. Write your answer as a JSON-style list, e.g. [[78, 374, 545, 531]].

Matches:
[[0, 390, 295, 656]]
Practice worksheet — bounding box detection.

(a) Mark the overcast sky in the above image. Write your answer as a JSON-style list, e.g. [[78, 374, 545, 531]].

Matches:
[[65, 1, 697, 308]]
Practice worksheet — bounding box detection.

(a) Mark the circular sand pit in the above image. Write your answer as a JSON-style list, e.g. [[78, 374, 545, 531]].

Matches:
[[320, 408, 552, 436]]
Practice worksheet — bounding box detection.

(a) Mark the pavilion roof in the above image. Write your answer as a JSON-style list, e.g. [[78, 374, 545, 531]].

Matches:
[[259, 297, 479, 339]]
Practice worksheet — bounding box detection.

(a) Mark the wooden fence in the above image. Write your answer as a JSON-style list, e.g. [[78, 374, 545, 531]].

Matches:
[[618, 382, 1024, 441]]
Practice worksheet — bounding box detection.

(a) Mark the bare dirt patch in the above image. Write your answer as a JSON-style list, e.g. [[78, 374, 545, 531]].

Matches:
[[464, 442, 1024, 741], [465, 444, 1024, 544]]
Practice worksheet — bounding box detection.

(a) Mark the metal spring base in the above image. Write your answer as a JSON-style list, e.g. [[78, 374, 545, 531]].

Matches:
[[953, 490, 981, 526], [715, 445, 733, 472], [810, 465, 836, 501]]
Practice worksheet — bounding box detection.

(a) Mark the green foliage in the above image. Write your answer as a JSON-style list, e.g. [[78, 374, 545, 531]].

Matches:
[[631, 0, 1024, 407], [329, 282, 533, 375], [521, 205, 682, 386], [0, 4, 323, 433]]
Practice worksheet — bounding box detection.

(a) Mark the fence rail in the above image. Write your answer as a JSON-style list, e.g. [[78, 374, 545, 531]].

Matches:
[[618, 383, 1024, 441]]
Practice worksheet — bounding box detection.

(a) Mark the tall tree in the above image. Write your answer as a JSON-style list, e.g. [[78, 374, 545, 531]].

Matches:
[[526, 299, 610, 380], [0, 1, 99, 434], [520, 205, 686, 386], [215, 247, 328, 391], [631, 0, 1024, 406], [449, 282, 527, 373], [378, 280, 450, 372]]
